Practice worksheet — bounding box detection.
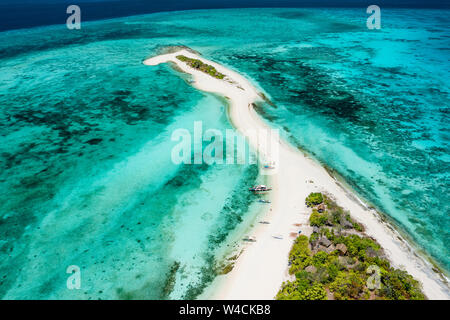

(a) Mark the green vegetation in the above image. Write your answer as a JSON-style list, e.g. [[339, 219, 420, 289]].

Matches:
[[276, 192, 426, 300], [276, 273, 327, 300], [176, 55, 225, 79], [219, 262, 234, 275], [305, 192, 323, 207]]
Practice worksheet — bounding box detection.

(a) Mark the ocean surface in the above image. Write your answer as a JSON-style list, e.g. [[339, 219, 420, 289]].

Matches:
[[0, 8, 448, 299]]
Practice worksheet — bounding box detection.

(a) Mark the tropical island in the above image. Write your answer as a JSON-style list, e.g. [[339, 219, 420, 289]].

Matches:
[[277, 192, 425, 300], [176, 55, 226, 79]]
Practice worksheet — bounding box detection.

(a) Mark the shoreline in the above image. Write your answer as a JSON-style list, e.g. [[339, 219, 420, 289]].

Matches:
[[143, 49, 450, 299], [301, 146, 449, 281]]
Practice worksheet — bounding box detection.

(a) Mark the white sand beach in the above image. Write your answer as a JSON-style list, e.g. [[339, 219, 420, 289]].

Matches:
[[144, 49, 450, 300]]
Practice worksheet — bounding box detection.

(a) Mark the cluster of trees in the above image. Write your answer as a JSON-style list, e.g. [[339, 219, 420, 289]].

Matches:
[[307, 192, 364, 231], [276, 192, 425, 300], [176, 55, 225, 79]]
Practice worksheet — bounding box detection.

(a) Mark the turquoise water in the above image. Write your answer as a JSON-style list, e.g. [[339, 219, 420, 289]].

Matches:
[[0, 34, 262, 299], [0, 8, 448, 299]]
